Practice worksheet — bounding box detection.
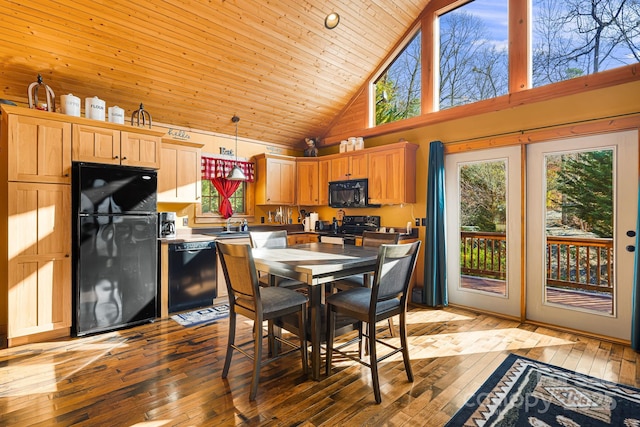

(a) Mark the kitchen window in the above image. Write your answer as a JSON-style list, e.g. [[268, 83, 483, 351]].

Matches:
[[195, 155, 255, 222]]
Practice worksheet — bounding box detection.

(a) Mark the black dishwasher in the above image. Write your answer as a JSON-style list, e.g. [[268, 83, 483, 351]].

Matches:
[[167, 241, 217, 313]]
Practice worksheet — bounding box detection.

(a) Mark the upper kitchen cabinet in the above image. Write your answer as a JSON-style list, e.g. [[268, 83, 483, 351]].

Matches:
[[158, 140, 203, 203], [367, 142, 419, 205], [6, 113, 72, 184], [330, 151, 367, 181], [296, 158, 331, 206], [72, 124, 163, 168], [254, 153, 296, 205]]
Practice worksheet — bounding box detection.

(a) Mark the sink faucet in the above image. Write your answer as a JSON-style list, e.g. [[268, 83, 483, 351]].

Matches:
[[226, 217, 233, 232]]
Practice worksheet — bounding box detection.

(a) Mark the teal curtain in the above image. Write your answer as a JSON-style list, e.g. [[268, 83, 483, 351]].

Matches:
[[422, 141, 448, 307], [632, 181, 640, 351]]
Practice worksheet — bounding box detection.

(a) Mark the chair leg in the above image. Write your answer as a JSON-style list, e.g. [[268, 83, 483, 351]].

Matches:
[[387, 316, 396, 337], [325, 306, 336, 376], [249, 319, 263, 401], [369, 318, 381, 404], [222, 310, 236, 379], [299, 303, 309, 374], [399, 311, 413, 382]]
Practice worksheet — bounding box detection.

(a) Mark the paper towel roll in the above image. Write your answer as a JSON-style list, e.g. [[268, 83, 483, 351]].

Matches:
[[309, 212, 319, 231]]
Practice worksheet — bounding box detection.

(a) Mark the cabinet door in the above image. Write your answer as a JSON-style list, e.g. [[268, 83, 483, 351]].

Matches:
[[264, 157, 296, 204], [297, 160, 319, 205], [330, 157, 350, 181], [368, 148, 404, 204], [72, 124, 121, 164], [158, 143, 201, 203], [8, 182, 71, 338], [7, 115, 71, 183], [330, 153, 367, 181], [349, 152, 368, 179], [121, 131, 161, 168], [318, 159, 331, 205]]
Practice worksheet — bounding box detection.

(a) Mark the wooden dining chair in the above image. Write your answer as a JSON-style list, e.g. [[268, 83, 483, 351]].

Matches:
[[331, 231, 401, 336], [216, 241, 309, 401], [249, 230, 306, 290], [325, 241, 421, 404]]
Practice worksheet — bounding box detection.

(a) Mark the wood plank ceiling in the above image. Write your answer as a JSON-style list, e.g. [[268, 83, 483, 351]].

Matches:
[[0, 0, 430, 149]]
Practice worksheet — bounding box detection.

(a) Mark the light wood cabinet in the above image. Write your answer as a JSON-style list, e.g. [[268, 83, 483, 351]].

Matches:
[[158, 141, 203, 203], [6, 114, 72, 184], [1, 105, 75, 346], [330, 151, 367, 181], [254, 154, 296, 205], [7, 182, 72, 342], [287, 233, 319, 245], [367, 142, 419, 205], [296, 158, 331, 206], [72, 124, 161, 168]]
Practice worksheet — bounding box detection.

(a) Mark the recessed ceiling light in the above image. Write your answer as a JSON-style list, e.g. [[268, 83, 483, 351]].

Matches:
[[324, 12, 340, 30]]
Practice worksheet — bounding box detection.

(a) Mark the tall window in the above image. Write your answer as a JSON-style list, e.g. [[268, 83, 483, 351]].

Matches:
[[201, 180, 246, 215], [374, 30, 421, 126], [438, 0, 509, 110], [532, 0, 640, 87]]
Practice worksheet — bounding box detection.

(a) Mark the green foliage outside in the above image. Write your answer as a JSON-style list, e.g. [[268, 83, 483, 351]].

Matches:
[[201, 180, 245, 215], [547, 150, 613, 237]]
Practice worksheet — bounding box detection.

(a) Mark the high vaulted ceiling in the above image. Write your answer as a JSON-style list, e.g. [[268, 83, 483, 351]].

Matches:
[[0, 0, 430, 149]]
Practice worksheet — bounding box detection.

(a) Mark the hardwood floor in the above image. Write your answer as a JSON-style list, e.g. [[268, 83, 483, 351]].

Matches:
[[1, 305, 639, 426]]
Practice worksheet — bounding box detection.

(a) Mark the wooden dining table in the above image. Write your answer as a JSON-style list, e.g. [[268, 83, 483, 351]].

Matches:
[[251, 242, 380, 380]]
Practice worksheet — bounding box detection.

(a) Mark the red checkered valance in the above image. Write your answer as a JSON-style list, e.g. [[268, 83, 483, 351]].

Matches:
[[201, 156, 255, 182]]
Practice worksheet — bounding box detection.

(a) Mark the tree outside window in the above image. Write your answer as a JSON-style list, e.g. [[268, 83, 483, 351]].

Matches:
[[438, 0, 509, 110], [201, 180, 246, 215], [532, 0, 640, 87], [374, 31, 421, 125]]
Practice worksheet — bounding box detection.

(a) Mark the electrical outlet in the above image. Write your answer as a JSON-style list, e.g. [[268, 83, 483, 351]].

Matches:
[[183, 217, 188, 226], [421, 218, 427, 226], [415, 219, 420, 227]]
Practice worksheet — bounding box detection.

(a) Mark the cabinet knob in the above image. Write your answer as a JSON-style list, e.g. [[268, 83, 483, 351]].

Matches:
[[114, 155, 119, 159], [65, 253, 70, 257], [122, 156, 127, 160]]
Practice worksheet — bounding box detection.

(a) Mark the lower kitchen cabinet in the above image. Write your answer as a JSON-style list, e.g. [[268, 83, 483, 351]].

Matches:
[[287, 233, 319, 245]]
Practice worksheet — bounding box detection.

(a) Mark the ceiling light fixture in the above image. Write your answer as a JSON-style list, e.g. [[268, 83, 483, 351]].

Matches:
[[226, 115, 247, 181], [324, 12, 340, 29]]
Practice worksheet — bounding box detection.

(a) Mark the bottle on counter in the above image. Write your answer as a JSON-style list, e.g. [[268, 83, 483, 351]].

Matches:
[[241, 219, 248, 231], [332, 217, 339, 234]]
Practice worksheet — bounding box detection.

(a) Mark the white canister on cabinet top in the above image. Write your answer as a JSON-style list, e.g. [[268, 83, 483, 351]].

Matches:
[[108, 105, 125, 124], [60, 93, 81, 117], [85, 96, 106, 121]]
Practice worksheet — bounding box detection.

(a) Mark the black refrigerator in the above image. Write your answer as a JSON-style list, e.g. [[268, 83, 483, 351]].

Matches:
[[72, 162, 158, 336]]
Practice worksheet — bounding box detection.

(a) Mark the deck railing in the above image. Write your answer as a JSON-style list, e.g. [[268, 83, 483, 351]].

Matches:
[[460, 232, 614, 293]]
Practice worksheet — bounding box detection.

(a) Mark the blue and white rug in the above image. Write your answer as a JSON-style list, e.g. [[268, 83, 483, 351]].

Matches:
[[171, 304, 229, 327], [447, 353, 640, 426]]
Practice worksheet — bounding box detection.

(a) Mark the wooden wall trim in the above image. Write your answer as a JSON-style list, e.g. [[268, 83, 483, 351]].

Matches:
[[443, 113, 640, 153]]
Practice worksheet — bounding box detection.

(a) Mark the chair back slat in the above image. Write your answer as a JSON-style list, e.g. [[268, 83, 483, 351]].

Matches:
[[249, 230, 288, 248], [372, 241, 421, 303], [217, 242, 260, 310], [361, 231, 400, 248]]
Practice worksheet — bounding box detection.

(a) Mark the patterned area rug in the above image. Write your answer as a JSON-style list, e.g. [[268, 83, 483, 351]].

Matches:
[[171, 304, 229, 327], [447, 354, 640, 426]]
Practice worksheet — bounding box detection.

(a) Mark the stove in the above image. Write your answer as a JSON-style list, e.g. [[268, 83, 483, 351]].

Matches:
[[341, 215, 381, 235]]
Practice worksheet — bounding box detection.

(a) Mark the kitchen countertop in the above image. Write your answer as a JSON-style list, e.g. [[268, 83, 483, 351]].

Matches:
[[159, 226, 419, 244]]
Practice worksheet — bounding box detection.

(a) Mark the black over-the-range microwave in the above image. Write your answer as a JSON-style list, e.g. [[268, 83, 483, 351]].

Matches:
[[328, 178, 380, 208]]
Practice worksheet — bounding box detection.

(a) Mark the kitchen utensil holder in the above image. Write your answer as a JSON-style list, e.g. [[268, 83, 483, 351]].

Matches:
[[131, 103, 152, 128]]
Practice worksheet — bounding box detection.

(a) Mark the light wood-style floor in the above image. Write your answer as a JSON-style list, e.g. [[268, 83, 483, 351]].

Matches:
[[2, 305, 639, 426]]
